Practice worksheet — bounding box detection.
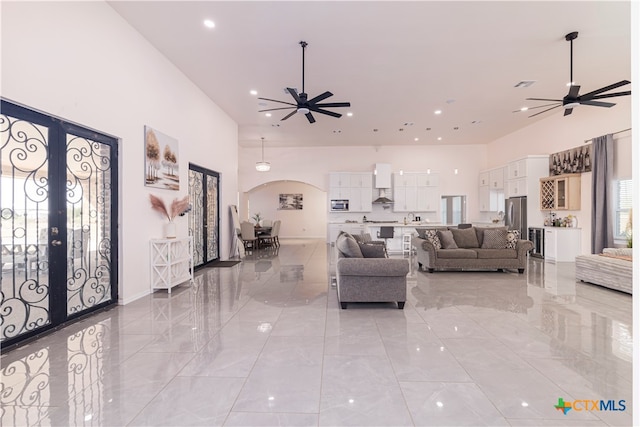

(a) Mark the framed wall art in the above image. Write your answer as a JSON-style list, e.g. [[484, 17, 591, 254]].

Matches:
[[279, 193, 303, 210], [548, 144, 591, 176], [145, 125, 180, 190]]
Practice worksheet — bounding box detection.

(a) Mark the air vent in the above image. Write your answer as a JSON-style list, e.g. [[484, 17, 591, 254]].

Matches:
[[514, 80, 536, 88]]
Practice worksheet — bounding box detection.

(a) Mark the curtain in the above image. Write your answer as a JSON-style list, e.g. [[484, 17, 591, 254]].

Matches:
[[591, 134, 614, 253]]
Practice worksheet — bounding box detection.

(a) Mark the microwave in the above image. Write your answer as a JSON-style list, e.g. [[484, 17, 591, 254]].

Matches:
[[331, 199, 349, 211]]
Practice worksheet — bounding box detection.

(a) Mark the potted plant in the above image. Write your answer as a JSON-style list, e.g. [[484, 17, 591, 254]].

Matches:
[[252, 212, 263, 227]]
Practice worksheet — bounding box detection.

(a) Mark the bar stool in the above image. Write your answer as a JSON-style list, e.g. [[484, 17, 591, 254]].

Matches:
[[402, 232, 412, 258]]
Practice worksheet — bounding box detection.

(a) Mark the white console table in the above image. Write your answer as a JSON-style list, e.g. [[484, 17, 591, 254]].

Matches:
[[150, 237, 194, 293]]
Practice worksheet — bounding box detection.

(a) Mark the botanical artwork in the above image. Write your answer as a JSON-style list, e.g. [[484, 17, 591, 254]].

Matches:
[[145, 126, 180, 190], [549, 144, 592, 176], [279, 193, 303, 210]]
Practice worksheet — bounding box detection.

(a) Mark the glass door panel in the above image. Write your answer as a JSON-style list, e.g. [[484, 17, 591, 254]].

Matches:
[[206, 174, 218, 261], [188, 164, 219, 268], [189, 169, 205, 266]]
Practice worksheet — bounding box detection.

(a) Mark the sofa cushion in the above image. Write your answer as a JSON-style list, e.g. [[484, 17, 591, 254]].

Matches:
[[353, 233, 373, 243], [603, 247, 633, 258], [475, 248, 518, 259], [424, 229, 442, 249], [481, 228, 508, 249], [436, 248, 478, 259], [450, 227, 479, 248], [336, 231, 364, 258], [437, 230, 458, 249], [358, 242, 387, 258], [476, 226, 507, 247], [506, 230, 520, 249]]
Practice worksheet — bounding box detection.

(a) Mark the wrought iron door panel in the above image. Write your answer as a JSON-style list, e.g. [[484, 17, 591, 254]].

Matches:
[[65, 133, 113, 315], [1, 113, 52, 341], [206, 174, 218, 261], [189, 169, 204, 266]]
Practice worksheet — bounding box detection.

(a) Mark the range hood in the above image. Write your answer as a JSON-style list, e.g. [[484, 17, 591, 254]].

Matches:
[[373, 189, 393, 204]]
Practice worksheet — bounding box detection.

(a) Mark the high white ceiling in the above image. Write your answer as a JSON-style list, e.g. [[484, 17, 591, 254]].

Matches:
[[109, 1, 631, 148]]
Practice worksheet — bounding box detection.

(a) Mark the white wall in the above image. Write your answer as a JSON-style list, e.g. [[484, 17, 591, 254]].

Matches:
[[2, 2, 238, 303], [246, 181, 327, 238]]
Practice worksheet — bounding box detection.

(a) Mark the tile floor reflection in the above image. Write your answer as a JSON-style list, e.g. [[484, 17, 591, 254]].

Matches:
[[1, 238, 633, 426]]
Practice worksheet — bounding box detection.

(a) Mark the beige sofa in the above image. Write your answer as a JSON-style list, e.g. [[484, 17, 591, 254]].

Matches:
[[575, 248, 632, 294], [412, 226, 533, 273]]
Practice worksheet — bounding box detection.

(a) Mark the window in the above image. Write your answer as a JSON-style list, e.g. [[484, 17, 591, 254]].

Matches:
[[615, 179, 632, 239]]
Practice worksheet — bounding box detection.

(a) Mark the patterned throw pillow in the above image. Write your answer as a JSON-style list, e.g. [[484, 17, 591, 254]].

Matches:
[[424, 229, 442, 250], [481, 228, 508, 249], [505, 230, 520, 249]]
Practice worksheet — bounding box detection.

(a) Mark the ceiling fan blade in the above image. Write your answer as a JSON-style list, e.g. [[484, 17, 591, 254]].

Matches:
[[580, 100, 615, 108], [526, 97, 563, 102], [567, 85, 581, 98], [579, 80, 631, 100], [258, 107, 296, 112], [306, 112, 316, 123], [287, 87, 302, 104], [308, 107, 342, 118], [528, 105, 561, 118], [314, 102, 351, 108], [513, 103, 560, 113], [589, 91, 631, 100], [280, 110, 297, 121], [307, 91, 333, 104], [258, 97, 297, 106], [564, 108, 573, 116]]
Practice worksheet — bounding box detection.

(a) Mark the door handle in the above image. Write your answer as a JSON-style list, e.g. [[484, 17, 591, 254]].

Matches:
[[51, 240, 62, 246]]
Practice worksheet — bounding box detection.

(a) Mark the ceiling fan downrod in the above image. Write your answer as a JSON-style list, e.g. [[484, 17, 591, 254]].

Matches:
[[566, 31, 578, 85], [300, 41, 307, 95]]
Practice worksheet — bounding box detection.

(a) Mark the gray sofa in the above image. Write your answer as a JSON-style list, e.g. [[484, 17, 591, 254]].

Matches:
[[575, 248, 633, 294], [412, 226, 533, 273], [335, 232, 410, 309]]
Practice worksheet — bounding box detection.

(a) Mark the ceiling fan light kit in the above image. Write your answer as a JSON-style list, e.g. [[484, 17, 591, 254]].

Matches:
[[258, 41, 351, 123], [525, 31, 631, 118]]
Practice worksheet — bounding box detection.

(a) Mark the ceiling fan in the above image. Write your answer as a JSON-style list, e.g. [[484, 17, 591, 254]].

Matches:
[[258, 41, 351, 123], [525, 31, 630, 118]]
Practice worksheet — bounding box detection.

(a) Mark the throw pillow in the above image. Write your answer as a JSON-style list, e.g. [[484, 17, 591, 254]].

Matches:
[[336, 231, 364, 258], [415, 228, 427, 239], [476, 226, 507, 247], [358, 242, 387, 258], [437, 230, 458, 249], [481, 228, 508, 249], [424, 229, 442, 249], [506, 230, 520, 249], [353, 233, 373, 243], [450, 227, 479, 248]]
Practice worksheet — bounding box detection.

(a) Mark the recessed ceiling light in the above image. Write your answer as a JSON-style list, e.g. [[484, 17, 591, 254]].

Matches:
[[434, 110, 442, 115], [250, 90, 258, 96], [437, 137, 442, 141], [346, 112, 353, 117], [426, 127, 431, 131], [453, 127, 459, 130], [373, 129, 378, 132], [204, 19, 215, 28], [265, 113, 272, 117], [414, 137, 419, 141]]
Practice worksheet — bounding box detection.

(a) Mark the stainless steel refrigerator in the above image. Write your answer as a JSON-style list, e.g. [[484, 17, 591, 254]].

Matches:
[[505, 196, 527, 238]]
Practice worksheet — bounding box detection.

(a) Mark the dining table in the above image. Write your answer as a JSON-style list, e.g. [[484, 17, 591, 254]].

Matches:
[[254, 226, 272, 247]]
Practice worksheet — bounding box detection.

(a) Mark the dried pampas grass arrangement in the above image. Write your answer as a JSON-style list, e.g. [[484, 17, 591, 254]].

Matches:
[[150, 194, 190, 221]]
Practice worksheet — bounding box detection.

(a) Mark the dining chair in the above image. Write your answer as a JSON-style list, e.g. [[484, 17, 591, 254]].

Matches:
[[262, 219, 273, 228], [376, 226, 395, 247], [271, 220, 281, 247], [240, 221, 258, 250]]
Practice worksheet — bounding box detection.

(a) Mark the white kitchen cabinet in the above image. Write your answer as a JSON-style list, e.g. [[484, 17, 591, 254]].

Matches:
[[329, 172, 373, 212], [416, 186, 439, 212], [489, 167, 505, 189], [479, 171, 489, 186], [544, 227, 581, 262], [394, 173, 417, 187], [349, 187, 373, 212], [479, 185, 490, 211], [416, 173, 439, 187], [507, 159, 527, 179], [507, 177, 527, 197], [330, 173, 350, 188], [328, 223, 366, 243], [350, 173, 372, 188], [329, 186, 350, 200], [150, 238, 194, 293], [394, 186, 417, 211]]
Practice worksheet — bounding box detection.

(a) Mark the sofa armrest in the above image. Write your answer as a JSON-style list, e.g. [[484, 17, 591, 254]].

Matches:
[[412, 237, 437, 258], [516, 239, 534, 255], [337, 258, 409, 277]]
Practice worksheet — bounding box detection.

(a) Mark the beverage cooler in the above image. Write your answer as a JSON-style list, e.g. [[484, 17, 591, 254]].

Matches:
[[528, 227, 544, 258]]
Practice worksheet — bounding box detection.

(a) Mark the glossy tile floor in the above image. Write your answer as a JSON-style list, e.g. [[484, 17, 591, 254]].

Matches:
[[1, 239, 633, 426]]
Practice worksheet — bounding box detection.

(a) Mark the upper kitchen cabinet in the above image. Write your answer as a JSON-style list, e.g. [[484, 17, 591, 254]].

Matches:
[[329, 172, 373, 212], [393, 172, 440, 212], [540, 174, 581, 210], [489, 167, 505, 189]]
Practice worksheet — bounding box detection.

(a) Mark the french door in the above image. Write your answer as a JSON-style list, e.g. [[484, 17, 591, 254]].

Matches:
[[1, 99, 118, 348], [188, 163, 219, 268]]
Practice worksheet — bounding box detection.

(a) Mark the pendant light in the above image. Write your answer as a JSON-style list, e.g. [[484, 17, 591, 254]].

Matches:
[[255, 137, 271, 172]]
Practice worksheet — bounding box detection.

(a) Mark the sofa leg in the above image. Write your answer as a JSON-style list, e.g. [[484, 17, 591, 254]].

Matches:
[[497, 268, 503, 272], [428, 268, 434, 273], [340, 302, 347, 309], [418, 262, 423, 270], [518, 268, 524, 274], [397, 301, 405, 309]]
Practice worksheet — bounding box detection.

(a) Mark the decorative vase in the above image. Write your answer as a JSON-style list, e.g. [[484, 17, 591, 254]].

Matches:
[[165, 221, 176, 239], [571, 217, 578, 228]]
